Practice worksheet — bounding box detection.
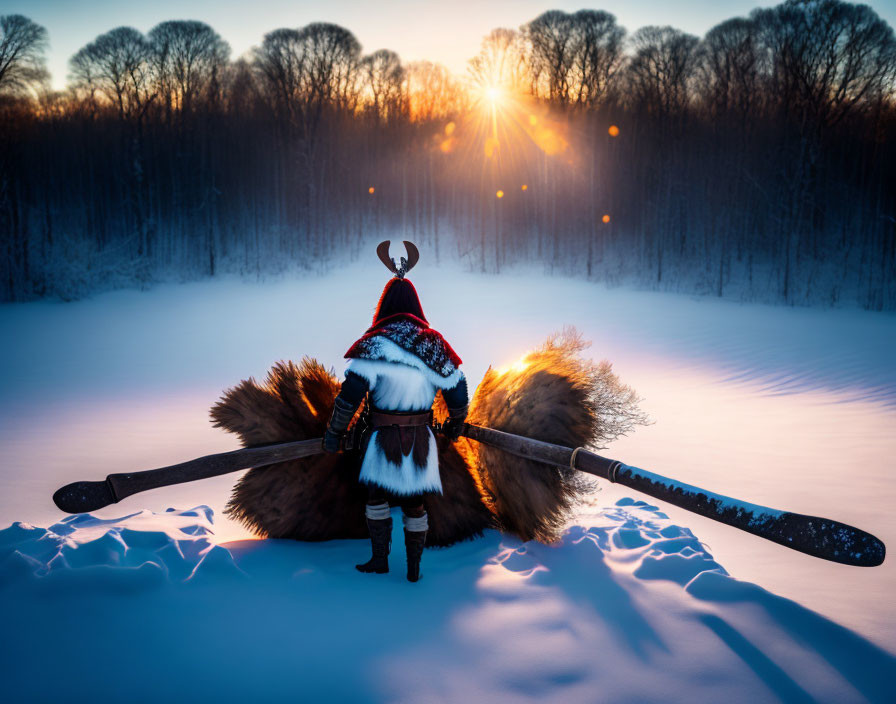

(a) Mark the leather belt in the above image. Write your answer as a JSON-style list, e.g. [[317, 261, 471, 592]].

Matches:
[[369, 409, 433, 429]]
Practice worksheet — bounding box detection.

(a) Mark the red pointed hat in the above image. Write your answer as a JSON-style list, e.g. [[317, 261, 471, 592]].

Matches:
[[370, 277, 428, 330]]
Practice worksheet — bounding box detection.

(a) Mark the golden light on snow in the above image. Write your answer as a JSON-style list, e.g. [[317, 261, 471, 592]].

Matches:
[[602, 214, 611, 223], [496, 190, 504, 199], [608, 125, 620, 137]]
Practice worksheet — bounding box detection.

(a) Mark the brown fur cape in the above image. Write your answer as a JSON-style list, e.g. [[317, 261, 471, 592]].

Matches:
[[210, 331, 645, 547]]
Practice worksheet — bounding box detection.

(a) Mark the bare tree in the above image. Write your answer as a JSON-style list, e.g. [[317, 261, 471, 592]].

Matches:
[[361, 49, 404, 122], [746, 0, 896, 302], [148, 20, 230, 116], [0, 15, 48, 97], [568, 10, 625, 108], [468, 28, 529, 95], [69, 27, 156, 122], [524, 10, 576, 102], [697, 18, 760, 121], [299, 23, 361, 114], [753, 0, 896, 128], [522, 10, 625, 108], [405, 61, 465, 120], [254, 22, 361, 128], [253, 28, 307, 125], [626, 26, 700, 116]]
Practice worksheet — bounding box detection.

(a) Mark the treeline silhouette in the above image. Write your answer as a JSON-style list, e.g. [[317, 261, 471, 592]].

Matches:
[[1, 1, 894, 309]]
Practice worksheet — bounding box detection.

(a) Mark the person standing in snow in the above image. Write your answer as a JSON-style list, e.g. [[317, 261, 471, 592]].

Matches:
[[322, 241, 469, 582]]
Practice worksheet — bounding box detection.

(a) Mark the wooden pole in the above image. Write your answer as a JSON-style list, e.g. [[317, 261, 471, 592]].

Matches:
[[52, 423, 886, 567], [53, 437, 327, 514], [463, 424, 885, 568]]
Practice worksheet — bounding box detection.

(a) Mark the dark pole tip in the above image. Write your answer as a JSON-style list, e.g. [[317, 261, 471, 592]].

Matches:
[[778, 513, 886, 567], [52, 480, 117, 514]]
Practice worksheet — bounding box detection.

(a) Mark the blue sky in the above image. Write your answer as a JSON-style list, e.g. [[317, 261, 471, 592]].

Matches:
[[4, 0, 896, 90]]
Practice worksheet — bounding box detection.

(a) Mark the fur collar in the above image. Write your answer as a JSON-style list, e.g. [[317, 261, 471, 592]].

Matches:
[[345, 316, 462, 380], [346, 339, 464, 390]]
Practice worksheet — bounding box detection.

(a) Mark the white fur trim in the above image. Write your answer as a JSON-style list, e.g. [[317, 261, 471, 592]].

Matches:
[[345, 358, 437, 411], [359, 429, 442, 495], [347, 336, 464, 390]]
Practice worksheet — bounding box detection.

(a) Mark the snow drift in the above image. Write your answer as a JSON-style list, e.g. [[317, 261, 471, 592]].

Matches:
[[2, 501, 892, 703]]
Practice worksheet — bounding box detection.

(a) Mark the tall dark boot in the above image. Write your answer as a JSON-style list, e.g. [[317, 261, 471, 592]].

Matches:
[[356, 517, 392, 574], [404, 529, 427, 582]]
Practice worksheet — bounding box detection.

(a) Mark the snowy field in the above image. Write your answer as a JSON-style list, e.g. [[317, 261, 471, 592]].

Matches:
[[1, 260, 895, 701]]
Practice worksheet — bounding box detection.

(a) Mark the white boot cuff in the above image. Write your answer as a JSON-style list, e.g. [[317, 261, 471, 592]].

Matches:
[[365, 503, 391, 520], [403, 512, 428, 532]]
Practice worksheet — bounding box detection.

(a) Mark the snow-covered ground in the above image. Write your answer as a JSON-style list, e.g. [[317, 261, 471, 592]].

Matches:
[[4, 501, 892, 702], [2, 260, 895, 701]]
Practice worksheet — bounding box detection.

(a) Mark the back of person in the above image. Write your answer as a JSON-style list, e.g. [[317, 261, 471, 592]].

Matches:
[[322, 241, 469, 582]]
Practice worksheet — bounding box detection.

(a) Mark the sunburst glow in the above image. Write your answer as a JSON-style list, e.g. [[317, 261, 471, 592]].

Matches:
[[461, 71, 571, 171], [497, 356, 531, 376]]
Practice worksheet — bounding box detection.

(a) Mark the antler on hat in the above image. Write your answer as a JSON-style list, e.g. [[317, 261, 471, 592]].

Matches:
[[376, 240, 419, 279]]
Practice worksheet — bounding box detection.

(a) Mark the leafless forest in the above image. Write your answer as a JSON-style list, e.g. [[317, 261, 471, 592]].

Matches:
[[1, 1, 895, 308]]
